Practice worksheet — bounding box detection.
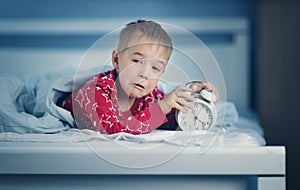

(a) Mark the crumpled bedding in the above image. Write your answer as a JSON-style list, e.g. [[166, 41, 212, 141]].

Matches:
[[0, 73, 70, 133], [0, 66, 107, 133], [0, 68, 266, 146]]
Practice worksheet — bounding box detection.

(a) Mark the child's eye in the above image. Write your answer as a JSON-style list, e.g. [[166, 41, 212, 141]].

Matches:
[[152, 66, 161, 72], [132, 59, 143, 64]]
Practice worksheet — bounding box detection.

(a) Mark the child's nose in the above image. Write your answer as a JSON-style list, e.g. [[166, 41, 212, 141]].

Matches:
[[138, 63, 151, 79]]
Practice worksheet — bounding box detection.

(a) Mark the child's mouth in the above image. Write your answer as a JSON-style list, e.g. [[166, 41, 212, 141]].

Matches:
[[133, 83, 145, 90]]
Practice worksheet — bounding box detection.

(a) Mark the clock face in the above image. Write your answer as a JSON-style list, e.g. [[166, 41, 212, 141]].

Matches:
[[177, 101, 214, 131]]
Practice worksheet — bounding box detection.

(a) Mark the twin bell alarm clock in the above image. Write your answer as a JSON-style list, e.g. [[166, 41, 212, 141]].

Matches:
[[176, 81, 218, 131]]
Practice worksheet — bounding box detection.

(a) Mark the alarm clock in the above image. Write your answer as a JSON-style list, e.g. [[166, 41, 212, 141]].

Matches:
[[176, 81, 218, 131]]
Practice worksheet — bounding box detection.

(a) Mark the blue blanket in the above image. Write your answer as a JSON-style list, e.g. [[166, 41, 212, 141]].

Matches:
[[0, 73, 70, 133]]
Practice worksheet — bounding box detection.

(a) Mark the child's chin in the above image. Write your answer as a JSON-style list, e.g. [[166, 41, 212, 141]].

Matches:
[[129, 91, 146, 99], [130, 94, 144, 99]]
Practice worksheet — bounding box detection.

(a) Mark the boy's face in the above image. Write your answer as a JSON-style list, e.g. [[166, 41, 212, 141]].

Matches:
[[113, 44, 170, 98]]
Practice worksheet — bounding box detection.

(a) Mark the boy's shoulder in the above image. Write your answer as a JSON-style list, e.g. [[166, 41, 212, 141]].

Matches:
[[92, 69, 116, 92]]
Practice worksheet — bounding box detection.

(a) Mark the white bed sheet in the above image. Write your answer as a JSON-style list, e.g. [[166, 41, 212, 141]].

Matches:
[[0, 115, 265, 147]]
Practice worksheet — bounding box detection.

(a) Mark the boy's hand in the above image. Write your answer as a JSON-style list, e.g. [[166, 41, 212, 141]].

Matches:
[[159, 86, 194, 114], [189, 81, 219, 102], [158, 81, 219, 115]]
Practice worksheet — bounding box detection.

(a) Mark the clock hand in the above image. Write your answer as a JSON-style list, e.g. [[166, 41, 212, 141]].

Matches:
[[195, 115, 204, 123], [191, 110, 197, 126], [194, 113, 206, 129]]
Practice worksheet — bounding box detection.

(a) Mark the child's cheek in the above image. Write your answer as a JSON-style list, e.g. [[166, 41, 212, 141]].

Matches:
[[147, 80, 159, 92]]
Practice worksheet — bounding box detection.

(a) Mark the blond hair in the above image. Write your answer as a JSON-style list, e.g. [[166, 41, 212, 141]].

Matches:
[[117, 20, 173, 58]]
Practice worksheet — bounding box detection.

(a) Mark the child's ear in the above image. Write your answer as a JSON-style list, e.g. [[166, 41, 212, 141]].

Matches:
[[112, 50, 119, 70]]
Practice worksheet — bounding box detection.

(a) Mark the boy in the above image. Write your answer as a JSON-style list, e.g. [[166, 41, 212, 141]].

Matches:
[[62, 20, 218, 135]]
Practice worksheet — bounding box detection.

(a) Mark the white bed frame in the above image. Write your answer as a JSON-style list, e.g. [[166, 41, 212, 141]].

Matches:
[[0, 17, 285, 190]]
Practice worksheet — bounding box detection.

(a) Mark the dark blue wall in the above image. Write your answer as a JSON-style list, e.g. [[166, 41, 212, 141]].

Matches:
[[0, 0, 257, 56], [0, 0, 257, 49], [0, 0, 255, 18]]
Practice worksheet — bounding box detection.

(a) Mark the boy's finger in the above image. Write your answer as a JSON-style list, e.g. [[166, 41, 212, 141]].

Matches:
[[190, 82, 206, 92], [177, 98, 193, 109], [180, 92, 195, 102], [176, 86, 193, 93]]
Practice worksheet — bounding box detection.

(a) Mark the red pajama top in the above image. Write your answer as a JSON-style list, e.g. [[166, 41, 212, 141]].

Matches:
[[62, 69, 177, 134]]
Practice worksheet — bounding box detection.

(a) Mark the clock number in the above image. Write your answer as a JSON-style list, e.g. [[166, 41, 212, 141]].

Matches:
[[194, 103, 198, 108]]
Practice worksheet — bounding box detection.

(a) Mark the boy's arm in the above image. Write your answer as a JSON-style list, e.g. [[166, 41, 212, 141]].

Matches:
[[95, 100, 168, 134], [157, 108, 179, 130]]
